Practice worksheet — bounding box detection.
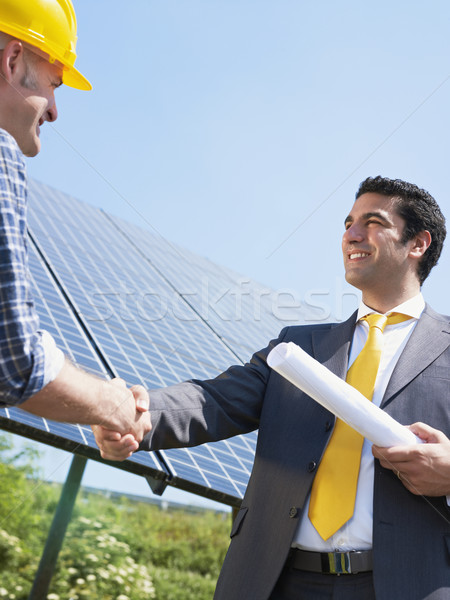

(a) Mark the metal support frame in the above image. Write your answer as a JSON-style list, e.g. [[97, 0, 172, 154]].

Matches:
[[28, 454, 87, 599], [145, 474, 169, 496]]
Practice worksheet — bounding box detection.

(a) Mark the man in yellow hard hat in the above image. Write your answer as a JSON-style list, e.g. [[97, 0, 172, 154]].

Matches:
[[0, 0, 91, 156], [0, 0, 151, 440]]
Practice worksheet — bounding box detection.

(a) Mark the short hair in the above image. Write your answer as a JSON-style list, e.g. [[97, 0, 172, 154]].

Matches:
[[356, 176, 446, 285], [0, 31, 11, 49], [21, 47, 41, 89], [0, 31, 41, 89]]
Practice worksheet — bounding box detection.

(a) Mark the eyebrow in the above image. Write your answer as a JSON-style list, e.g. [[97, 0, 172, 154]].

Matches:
[[344, 211, 392, 227]]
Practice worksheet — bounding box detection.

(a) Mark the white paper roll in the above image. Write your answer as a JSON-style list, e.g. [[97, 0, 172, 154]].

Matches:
[[267, 341, 420, 447]]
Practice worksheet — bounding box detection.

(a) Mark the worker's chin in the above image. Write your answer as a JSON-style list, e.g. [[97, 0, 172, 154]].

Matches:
[[22, 137, 41, 158]]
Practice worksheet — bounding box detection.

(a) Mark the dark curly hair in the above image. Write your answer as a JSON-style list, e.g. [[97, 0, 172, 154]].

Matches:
[[356, 176, 446, 285]]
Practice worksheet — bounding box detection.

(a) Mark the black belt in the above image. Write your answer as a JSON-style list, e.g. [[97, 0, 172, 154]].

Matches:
[[289, 548, 373, 575]]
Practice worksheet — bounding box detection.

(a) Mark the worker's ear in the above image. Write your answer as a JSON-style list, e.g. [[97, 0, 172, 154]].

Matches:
[[409, 230, 431, 259], [0, 40, 25, 84]]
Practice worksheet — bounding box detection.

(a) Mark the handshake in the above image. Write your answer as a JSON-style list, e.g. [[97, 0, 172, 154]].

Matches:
[[91, 377, 152, 461]]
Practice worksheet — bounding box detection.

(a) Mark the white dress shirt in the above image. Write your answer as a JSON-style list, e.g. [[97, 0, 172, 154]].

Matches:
[[292, 293, 425, 551]]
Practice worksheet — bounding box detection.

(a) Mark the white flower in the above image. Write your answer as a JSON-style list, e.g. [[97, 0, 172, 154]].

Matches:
[[86, 554, 99, 562], [47, 594, 60, 600], [116, 595, 130, 600], [0, 530, 17, 544], [76, 578, 85, 585], [0, 589, 8, 597], [97, 568, 110, 579], [86, 574, 96, 582], [68, 567, 77, 575]]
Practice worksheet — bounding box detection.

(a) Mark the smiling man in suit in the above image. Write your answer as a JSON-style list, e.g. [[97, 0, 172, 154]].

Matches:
[[94, 176, 450, 600]]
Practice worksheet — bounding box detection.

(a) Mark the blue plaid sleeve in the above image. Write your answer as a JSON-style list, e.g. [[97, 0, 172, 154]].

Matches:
[[0, 129, 62, 405]]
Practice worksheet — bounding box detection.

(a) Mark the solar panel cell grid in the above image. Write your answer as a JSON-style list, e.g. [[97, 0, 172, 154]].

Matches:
[[1, 227, 168, 479], [0, 179, 299, 505]]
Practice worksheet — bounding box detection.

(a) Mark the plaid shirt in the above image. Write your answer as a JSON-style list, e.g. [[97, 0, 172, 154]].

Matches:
[[0, 129, 64, 406]]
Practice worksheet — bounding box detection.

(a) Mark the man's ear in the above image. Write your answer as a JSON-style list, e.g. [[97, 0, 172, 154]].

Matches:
[[1, 40, 25, 84], [409, 230, 432, 258]]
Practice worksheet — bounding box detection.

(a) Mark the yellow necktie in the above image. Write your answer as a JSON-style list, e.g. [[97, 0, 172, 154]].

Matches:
[[308, 312, 411, 540]]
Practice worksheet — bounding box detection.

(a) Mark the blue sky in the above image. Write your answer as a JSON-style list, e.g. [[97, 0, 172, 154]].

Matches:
[[23, 0, 450, 508]]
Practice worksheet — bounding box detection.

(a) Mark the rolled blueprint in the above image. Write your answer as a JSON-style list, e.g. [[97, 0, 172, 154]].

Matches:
[[267, 342, 421, 447]]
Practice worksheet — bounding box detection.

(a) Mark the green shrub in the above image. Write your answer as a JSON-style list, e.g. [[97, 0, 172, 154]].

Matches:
[[148, 564, 216, 600], [121, 502, 229, 578], [0, 434, 231, 600], [49, 515, 155, 600]]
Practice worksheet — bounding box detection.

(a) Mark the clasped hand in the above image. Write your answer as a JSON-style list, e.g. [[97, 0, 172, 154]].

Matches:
[[93, 378, 152, 460], [372, 422, 450, 497]]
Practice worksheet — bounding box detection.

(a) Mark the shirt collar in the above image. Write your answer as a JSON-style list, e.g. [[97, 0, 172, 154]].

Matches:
[[357, 292, 425, 321]]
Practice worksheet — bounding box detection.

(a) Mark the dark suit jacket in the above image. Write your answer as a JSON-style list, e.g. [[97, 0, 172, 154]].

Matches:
[[141, 304, 450, 600]]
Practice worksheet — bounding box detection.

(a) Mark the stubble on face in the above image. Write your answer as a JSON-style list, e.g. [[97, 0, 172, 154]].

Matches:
[[20, 49, 40, 90], [12, 51, 61, 157]]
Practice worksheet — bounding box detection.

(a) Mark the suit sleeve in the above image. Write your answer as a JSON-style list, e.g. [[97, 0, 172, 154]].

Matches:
[[140, 328, 289, 451]]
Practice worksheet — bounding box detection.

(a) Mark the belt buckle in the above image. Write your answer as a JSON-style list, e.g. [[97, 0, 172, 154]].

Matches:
[[324, 551, 351, 575]]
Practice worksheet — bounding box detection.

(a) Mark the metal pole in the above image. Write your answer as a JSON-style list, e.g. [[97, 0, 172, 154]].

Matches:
[[28, 454, 87, 599]]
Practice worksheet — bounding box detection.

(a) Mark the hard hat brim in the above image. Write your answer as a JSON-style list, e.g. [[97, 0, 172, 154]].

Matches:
[[0, 19, 92, 92], [62, 63, 92, 91]]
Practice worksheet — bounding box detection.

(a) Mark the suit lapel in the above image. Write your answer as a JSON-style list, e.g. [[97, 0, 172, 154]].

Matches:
[[381, 304, 450, 408], [311, 311, 357, 378]]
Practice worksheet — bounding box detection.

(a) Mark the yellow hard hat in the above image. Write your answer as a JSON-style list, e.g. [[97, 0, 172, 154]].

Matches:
[[0, 0, 91, 90]]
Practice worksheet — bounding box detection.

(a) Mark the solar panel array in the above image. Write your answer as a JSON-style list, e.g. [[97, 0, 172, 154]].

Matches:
[[0, 179, 304, 506], [0, 238, 166, 483]]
